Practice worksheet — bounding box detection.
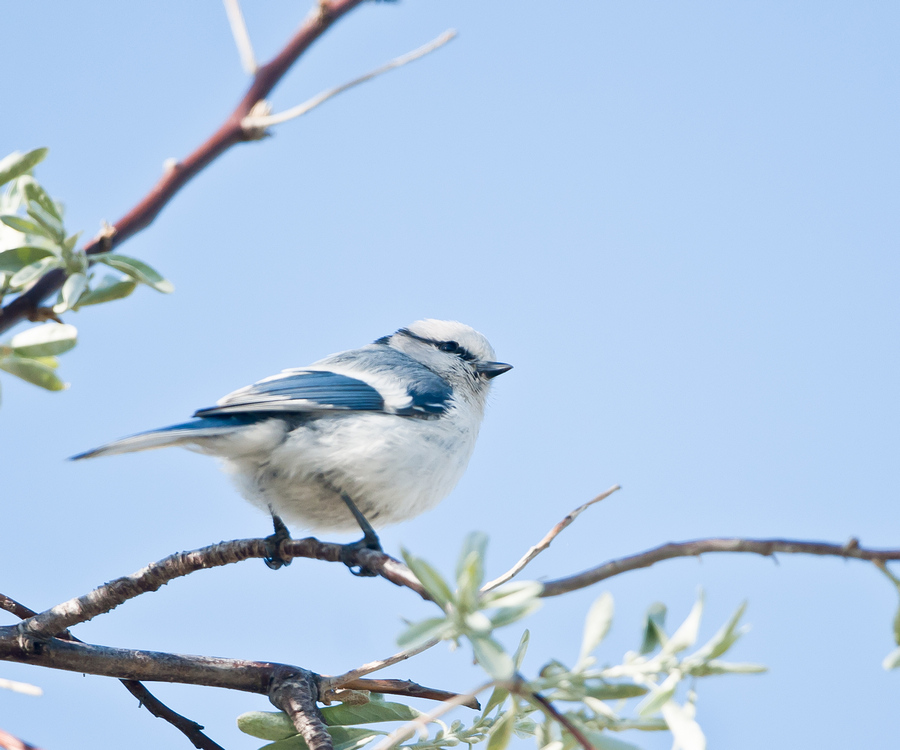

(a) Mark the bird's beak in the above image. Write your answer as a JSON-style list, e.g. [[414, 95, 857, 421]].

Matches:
[[476, 361, 513, 379]]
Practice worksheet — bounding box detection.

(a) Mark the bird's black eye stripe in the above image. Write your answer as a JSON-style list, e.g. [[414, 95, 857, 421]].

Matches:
[[396, 328, 476, 361], [437, 340, 476, 361]]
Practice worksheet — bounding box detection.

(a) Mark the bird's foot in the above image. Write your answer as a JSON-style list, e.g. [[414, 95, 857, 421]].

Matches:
[[264, 515, 293, 570], [340, 531, 383, 577]]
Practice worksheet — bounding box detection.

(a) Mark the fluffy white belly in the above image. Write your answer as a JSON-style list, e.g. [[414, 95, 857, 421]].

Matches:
[[221, 409, 479, 532]]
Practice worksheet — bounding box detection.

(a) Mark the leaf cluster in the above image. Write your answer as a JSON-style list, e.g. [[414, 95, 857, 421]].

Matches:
[[0, 148, 172, 398]]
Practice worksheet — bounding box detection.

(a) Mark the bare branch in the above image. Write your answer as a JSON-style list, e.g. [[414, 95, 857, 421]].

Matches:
[[369, 681, 495, 750], [0, 0, 369, 335], [242, 29, 458, 132], [539, 536, 900, 597], [1, 593, 225, 750], [223, 0, 257, 74], [329, 638, 440, 685], [483, 485, 621, 591], [10, 535, 423, 641], [340, 678, 481, 711]]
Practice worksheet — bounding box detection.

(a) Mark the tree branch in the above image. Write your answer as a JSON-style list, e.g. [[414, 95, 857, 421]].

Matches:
[[1, 593, 225, 750], [7, 535, 423, 642], [269, 667, 333, 750], [483, 485, 621, 591], [539, 536, 900, 597], [0, 728, 44, 750], [0, 0, 368, 335], [242, 29, 457, 132]]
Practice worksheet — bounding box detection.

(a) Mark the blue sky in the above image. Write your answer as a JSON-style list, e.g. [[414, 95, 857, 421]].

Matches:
[[2, 2, 898, 749]]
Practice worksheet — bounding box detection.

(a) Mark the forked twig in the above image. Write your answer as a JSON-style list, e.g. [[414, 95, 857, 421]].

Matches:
[[242, 30, 457, 132], [483, 485, 621, 591]]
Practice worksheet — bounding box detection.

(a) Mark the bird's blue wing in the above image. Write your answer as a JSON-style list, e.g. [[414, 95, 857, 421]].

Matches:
[[194, 370, 386, 417]]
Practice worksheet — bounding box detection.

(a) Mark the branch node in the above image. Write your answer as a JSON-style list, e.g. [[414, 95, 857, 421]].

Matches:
[[241, 100, 274, 140], [269, 667, 332, 750]]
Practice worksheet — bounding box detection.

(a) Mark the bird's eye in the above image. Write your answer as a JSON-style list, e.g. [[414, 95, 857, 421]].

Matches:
[[438, 341, 460, 353]]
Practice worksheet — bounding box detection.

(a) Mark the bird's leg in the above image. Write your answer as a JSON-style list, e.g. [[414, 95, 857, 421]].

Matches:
[[264, 514, 292, 570], [338, 491, 383, 577]]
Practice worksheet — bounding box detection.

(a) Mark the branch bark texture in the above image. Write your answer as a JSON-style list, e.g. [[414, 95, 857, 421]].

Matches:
[[540, 537, 899, 597]]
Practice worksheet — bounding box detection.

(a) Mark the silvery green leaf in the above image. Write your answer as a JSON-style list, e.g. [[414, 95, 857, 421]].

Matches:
[[321, 700, 420, 725], [481, 581, 544, 609], [488, 600, 542, 629], [9, 255, 60, 288], [465, 611, 494, 636], [580, 728, 641, 750], [456, 531, 489, 583], [258, 726, 384, 750], [883, 646, 900, 670], [237, 710, 296, 740], [74, 275, 137, 308], [688, 601, 747, 663], [23, 179, 61, 221], [639, 603, 668, 654], [401, 549, 454, 609], [1, 214, 54, 240], [583, 696, 618, 720], [577, 592, 614, 668], [397, 616, 453, 649], [513, 629, 530, 670], [893, 604, 900, 647], [481, 685, 510, 718], [663, 591, 704, 656], [0, 246, 57, 273], [471, 635, 515, 680], [26, 204, 64, 242], [0, 148, 48, 187], [687, 660, 766, 676], [9, 323, 77, 357], [98, 253, 174, 293], [0, 356, 67, 390], [486, 708, 514, 750], [583, 683, 648, 700], [54, 272, 87, 313], [635, 672, 680, 717], [661, 701, 706, 750]]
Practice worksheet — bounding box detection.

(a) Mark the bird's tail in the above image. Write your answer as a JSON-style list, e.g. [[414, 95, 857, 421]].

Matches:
[[70, 416, 255, 460]]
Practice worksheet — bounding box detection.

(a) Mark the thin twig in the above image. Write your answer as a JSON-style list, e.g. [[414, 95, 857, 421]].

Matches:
[[242, 29, 457, 131], [0, 728, 44, 750], [483, 485, 621, 591], [526, 691, 594, 750], [0, 593, 224, 750], [341, 678, 481, 711], [0, 0, 369, 335], [369, 681, 495, 750], [329, 637, 440, 686], [223, 0, 257, 74], [540, 537, 900, 597], [0, 678, 41, 697]]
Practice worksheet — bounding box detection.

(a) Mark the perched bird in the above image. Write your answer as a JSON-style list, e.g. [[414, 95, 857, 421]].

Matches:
[[72, 319, 511, 570]]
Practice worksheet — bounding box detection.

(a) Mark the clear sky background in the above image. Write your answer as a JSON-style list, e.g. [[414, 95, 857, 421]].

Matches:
[[2, 2, 898, 749]]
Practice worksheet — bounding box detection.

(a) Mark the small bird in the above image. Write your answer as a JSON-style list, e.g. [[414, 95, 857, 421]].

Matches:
[[72, 319, 511, 570]]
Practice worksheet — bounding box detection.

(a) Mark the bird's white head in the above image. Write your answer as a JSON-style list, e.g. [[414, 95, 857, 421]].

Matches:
[[383, 319, 512, 400]]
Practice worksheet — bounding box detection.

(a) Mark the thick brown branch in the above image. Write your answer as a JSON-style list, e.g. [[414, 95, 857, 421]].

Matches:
[[0, 0, 366, 335], [7, 535, 422, 641], [1, 594, 224, 750], [269, 668, 333, 750], [539, 537, 900, 597]]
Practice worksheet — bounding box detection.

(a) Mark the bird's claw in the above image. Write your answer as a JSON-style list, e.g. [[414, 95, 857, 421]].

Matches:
[[340, 533, 383, 577], [264, 515, 292, 570]]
